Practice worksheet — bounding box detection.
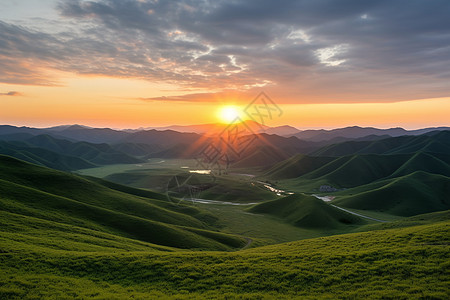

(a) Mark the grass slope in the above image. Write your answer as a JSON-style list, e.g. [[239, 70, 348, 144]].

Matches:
[[0, 141, 96, 171], [0, 155, 245, 250], [104, 170, 277, 202], [266, 152, 450, 189], [264, 154, 336, 180], [249, 194, 365, 229], [311, 130, 450, 156], [0, 134, 145, 171], [332, 171, 450, 216], [1, 220, 448, 299]]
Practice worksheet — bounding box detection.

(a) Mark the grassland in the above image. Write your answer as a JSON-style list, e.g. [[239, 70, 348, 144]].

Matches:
[[1, 154, 449, 299], [78, 159, 277, 202], [249, 194, 365, 229], [0, 155, 247, 251], [1, 217, 448, 299]]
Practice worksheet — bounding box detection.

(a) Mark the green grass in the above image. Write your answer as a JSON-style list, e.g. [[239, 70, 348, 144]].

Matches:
[[264, 152, 450, 189], [0, 155, 246, 251], [1, 154, 450, 298], [310, 130, 450, 156], [332, 171, 450, 216], [76, 158, 199, 177], [249, 194, 366, 230], [195, 203, 333, 246], [1, 220, 448, 299], [81, 161, 277, 202]]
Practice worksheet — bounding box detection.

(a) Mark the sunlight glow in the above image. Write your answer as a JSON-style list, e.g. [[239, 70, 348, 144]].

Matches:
[[218, 106, 241, 124]]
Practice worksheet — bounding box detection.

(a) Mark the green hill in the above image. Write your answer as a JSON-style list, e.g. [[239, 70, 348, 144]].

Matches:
[[104, 169, 277, 203], [265, 152, 450, 189], [0, 140, 96, 171], [0, 155, 245, 251], [25, 134, 142, 165], [0, 135, 144, 171], [1, 217, 448, 299], [332, 171, 450, 216], [264, 154, 336, 179], [311, 130, 450, 156], [249, 194, 365, 229]]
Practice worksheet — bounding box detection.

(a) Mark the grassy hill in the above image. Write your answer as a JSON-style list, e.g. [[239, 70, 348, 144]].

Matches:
[[0, 140, 96, 171], [0, 155, 246, 251], [24, 134, 143, 165], [249, 194, 365, 229], [311, 130, 450, 156], [103, 168, 277, 203], [266, 152, 450, 189], [264, 154, 337, 179], [0, 135, 145, 171], [332, 171, 450, 216], [1, 216, 448, 298]]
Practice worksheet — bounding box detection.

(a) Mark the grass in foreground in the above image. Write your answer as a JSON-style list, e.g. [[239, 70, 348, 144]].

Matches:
[[1, 220, 448, 299]]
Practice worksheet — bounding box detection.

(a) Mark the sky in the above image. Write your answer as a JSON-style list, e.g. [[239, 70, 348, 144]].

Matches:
[[0, 0, 449, 129]]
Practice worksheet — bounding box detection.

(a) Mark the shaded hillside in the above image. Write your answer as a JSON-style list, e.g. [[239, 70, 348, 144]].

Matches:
[[0, 140, 96, 171], [332, 171, 450, 217], [264, 154, 336, 179], [231, 145, 291, 168], [143, 133, 320, 168], [311, 130, 450, 156], [249, 194, 364, 229], [266, 151, 450, 189], [25, 134, 142, 165], [47, 125, 129, 143], [111, 142, 162, 156], [119, 129, 201, 147], [0, 155, 245, 250], [289, 126, 450, 142], [0, 135, 145, 170], [104, 169, 276, 202]]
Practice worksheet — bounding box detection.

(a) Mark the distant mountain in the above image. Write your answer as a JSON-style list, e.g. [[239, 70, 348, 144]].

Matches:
[[311, 130, 450, 156], [118, 129, 201, 147], [0, 125, 48, 136], [287, 126, 450, 142], [44, 124, 93, 131], [0, 140, 96, 171], [143, 132, 322, 168], [1, 125, 449, 171], [50, 125, 129, 143], [265, 150, 450, 188], [262, 125, 301, 136], [3, 124, 449, 147], [146, 120, 270, 135], [0, 134, 144, 170], [148, 122, 302, 136]]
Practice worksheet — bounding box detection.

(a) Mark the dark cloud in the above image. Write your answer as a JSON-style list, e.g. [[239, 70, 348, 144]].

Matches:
[[0, 0, 449, 102], [0, 91, 22, 96]]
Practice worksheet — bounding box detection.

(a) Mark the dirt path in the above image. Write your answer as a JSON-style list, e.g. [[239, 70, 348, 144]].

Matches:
[[240, 237, 253, 250], [329, 204, 388, 222]]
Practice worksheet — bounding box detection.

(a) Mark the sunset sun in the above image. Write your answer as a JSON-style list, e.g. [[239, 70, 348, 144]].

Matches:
[[218, 106, 241, 124]]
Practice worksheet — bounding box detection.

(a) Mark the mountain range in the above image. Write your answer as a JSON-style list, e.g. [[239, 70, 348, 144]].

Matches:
[[1, 124, 449, 171]]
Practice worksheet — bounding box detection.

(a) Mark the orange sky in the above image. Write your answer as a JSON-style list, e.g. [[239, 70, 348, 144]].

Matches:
[[1, 1, 449, 130], [1, 74, 449, 130]]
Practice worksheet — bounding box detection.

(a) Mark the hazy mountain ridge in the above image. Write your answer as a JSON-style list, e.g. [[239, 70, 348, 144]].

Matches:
[[3, 124, 449, 144], [0, 134, 143, 171]]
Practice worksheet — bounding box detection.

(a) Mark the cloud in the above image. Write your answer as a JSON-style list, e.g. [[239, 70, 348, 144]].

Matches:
[[0, 0, 449, 102], [0, 91, 22, 96], [138, 90, 250, 103]]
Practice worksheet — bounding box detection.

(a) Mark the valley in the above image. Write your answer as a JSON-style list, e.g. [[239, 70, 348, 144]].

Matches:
[[0, 125, 449, 299]]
